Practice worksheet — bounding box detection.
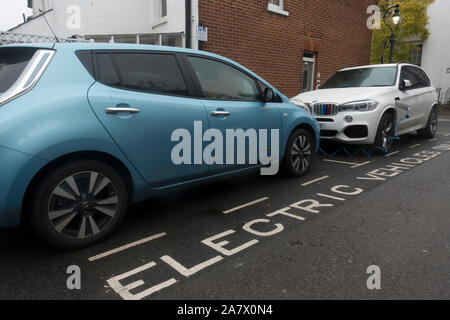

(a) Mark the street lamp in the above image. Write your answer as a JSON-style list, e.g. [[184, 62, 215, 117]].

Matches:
[[383, 4, 401, 63]]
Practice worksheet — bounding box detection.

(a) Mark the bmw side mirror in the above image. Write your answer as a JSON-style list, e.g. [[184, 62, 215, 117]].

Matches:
[[400, 79, 412, 91], [264, 88, 274, 102]]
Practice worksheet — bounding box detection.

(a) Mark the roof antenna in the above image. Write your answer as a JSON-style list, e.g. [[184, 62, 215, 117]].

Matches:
[[39, 9, 60, 43]]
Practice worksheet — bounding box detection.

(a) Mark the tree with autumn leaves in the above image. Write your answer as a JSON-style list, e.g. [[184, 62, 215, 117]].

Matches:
[[371, 0, 434, 64]]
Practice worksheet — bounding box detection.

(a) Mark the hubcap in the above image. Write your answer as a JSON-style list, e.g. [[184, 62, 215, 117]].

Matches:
[[291, 135, 312, 173], [48, 171, 119, 239], [430, 112, 438, 135], [381, 120, 394, 151]]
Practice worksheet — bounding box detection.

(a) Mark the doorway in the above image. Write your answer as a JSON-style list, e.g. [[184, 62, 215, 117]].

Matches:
[[302, 52, 315, 92]]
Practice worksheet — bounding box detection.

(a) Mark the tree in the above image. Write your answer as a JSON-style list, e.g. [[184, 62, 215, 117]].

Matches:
[[370, 0, 434, 64]]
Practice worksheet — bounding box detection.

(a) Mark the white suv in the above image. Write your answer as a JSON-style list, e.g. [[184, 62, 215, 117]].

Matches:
[[291, 63, 439, 153]]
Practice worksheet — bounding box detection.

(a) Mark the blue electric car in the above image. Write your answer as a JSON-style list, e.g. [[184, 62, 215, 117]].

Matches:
[[0, 43, 319, 248]]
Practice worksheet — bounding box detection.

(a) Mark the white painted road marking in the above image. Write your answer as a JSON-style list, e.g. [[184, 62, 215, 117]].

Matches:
[[385, 151, 400, 157], [351, 161, 371, 168], [223, 197, 269, 214], [410, 144, 421, 149], [323, 159, 370, 169], [301, 175, 329, 186], [107, 262, 178, 300], [323, 159, 358, 166], [317, 193, 346, 201], [438, 118, 450, 122], [89, 233, 167, 262], [429, 138, 438, 142]]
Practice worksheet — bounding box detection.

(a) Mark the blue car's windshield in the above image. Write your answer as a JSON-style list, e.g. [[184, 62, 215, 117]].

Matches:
[[321, 67, 398, 89], [0, 47, 37, 93]]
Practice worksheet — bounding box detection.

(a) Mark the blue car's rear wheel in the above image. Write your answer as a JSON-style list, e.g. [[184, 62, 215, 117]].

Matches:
[[29, 160, 128, 249]]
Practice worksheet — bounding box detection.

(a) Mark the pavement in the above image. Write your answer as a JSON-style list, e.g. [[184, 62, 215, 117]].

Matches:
[[0, 118, 449, 300]]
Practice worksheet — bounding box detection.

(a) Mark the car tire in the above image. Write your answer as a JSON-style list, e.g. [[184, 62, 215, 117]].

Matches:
[[417, 107, 438, 139], [373, 113, 395, 155], [28, 160, 128, 249], [281, 129, 314, 178]]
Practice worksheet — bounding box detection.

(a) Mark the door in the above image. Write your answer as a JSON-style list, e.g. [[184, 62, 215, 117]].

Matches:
[[412, 66, 435, 125], [302, 53, 315, 92], [185, 55, 282, 174], [88, 51, 209, 187], [396, 65, 425, 133]]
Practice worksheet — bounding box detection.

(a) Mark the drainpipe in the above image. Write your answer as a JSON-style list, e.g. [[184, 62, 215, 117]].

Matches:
[[185, 0, 191, 48]]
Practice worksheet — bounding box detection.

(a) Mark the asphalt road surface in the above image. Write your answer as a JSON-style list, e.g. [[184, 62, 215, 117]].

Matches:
[[1, 117, 449, 300]]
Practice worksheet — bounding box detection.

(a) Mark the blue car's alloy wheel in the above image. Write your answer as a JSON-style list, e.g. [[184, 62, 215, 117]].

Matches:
[[29, 160, 128, 249], [281, 129, 314, 178], [48, 172, 119, 239]]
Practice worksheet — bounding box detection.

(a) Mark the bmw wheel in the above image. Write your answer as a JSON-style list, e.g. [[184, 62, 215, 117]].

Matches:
[[417, 107, 438, 138], [373, 113, 395, 155], [29, 160, 128, 249], [281, 129, 314, 178]]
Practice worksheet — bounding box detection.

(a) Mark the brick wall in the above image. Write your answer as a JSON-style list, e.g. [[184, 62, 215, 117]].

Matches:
[[198, 0, 376, 98]]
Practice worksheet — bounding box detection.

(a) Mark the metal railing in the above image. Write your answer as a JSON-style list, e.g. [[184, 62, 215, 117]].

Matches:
[[0, 31, 89, 45]]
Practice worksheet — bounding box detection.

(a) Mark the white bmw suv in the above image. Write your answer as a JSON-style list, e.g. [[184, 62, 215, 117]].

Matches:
[[291, 63, 439, 153]]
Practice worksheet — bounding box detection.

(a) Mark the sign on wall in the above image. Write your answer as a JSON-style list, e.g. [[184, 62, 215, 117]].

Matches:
[[197, 26, 208, 42]]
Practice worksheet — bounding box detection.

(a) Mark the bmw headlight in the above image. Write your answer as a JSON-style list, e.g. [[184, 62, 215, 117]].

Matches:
[[338, 100, 379, 112], [291, 98, 312, 114]]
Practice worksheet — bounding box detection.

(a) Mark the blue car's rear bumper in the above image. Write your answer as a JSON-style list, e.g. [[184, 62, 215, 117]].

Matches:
[[0, 145, 47, 227]]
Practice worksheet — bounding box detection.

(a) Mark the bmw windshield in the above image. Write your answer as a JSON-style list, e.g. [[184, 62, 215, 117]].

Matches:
[[320, 67, 398, 89]]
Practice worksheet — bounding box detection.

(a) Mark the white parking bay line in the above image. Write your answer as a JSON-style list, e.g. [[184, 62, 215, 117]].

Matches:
[[223, 197, 269, 215], [410, 144, 421, 149], [301, 175, 329, 186], [429, 138, 438, 142], [88, 233, 167, 262], [351, 161, 371, 168], [385, 151, 400, 157], [323, 159, 370, 168], [323, 159, 358, 166]]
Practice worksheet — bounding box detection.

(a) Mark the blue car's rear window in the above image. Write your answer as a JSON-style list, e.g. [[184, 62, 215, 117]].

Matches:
[[0, 47, 37, 93]]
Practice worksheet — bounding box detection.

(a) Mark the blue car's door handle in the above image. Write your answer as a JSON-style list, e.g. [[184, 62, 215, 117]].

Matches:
[[106, 106, 140, 115], [211, 110, 231, 117]]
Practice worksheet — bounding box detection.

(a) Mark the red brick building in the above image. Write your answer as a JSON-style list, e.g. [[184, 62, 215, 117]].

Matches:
[[198, 0, 376, 98]]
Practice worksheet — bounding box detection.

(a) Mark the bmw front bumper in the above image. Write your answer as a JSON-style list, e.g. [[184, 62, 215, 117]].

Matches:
[[315, 109, 381, 145]]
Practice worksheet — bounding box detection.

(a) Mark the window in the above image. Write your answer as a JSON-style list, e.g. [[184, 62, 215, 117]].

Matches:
[[153, 0, 168, 27], [96, 54, 120, 87], [409, 44, 423, 67], [267, 0, 289, 16], [414, 67, 431, 87], [112, 53, 188, 96], [0, 47, 37, 93], [404, 66, 430, 88], [321, 67, 398, 89], [400, 66, 421, 89], [188, 56, 261, 101], [161, 0, 167, 18]]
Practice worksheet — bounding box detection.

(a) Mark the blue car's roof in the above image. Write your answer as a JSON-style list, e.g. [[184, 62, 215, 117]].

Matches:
[[3, 42, 229, 63], [2, 42, 288, 100]]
